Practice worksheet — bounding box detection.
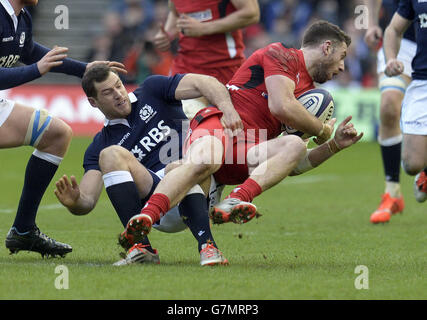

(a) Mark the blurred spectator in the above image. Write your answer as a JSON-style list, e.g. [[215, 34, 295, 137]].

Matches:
[[85, 0, 379, 88]]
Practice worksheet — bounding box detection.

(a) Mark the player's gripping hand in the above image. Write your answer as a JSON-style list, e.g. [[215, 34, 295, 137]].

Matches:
[[364, 25, 383, 51], [37, 46, 68, 75], [154, 23, 173, 52], [54, 175, 80, 210], [176, 14, 206, 37], [86, 61, 127, 75], [385, 58, 404, 77], [220, 108, 244, 137], [332, 115, 364, 151], [313, 118, 335, 145]]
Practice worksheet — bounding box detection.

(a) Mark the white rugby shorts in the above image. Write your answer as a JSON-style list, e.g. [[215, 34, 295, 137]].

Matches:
[[0, 98, 15, 127], [400, 80, 427, 135]]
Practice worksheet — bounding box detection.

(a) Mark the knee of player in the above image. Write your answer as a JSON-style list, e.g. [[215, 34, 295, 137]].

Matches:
[[99, 145, 130, 169], [283, 135, 307, 159], [402, 157, 424, 176], [380, 93, 403, 123], [42, 117, 72, 148]]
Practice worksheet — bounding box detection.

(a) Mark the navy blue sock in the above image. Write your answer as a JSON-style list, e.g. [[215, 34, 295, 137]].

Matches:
[[178, 193, 216, 252], [380, 142, 401, 182], [13, 154, 58, 233], [105, 181, 153, 250]]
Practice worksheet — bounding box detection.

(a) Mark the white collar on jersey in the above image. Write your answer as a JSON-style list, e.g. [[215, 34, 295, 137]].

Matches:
[[103, 92, 137, 127], [0, 0, 25, 32]]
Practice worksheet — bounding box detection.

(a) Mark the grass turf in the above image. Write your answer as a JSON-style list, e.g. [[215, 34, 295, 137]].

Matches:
[[0, 138, 425, 299]]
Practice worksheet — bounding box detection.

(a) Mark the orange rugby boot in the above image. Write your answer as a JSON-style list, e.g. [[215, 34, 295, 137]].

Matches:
[[370, 193, 405, 224]]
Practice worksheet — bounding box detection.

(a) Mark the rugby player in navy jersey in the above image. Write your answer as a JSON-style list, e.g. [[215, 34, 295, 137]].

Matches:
[[54, 64, 243, 266], [1, 0, 125, 257], [363, 0, 417, 224], [383, 0, 427, 204]]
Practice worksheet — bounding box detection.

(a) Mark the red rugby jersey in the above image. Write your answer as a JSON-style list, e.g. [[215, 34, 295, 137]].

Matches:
[[227, 42, 315, 140], [172, 0, 245, 69]]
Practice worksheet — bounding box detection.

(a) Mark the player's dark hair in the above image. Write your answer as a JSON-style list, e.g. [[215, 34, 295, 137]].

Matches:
[[82, 64, 118, 98], [302, 20, 351, 48]]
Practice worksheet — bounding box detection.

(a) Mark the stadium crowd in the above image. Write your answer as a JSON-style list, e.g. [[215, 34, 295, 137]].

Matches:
[[81, 0, 376, 88]]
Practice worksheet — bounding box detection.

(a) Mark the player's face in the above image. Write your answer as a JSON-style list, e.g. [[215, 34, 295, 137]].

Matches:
[[312, 41, 347, 83], [21, 0, 38, 6], [92, 72, 131, 119]]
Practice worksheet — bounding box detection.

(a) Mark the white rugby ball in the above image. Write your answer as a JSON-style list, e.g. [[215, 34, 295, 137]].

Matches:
[[283, 88, 334, 139]]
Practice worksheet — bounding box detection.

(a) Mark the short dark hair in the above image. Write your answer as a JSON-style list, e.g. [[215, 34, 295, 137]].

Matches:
[[302, 20, 351, 48], [82, 64, 118, 98]]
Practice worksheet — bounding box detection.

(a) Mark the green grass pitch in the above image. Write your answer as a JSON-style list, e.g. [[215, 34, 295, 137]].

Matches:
[[0, 138, 425, 299]]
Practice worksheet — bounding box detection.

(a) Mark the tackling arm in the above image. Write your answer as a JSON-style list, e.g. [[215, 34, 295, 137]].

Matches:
[[174, 73, 243, 134], [54, 170, 104, 215]]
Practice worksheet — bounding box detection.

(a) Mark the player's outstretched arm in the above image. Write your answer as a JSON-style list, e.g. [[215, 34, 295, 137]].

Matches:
[[174, 73, 243, 135], [54, 171, 103, 215], [291, 116, 363, 175], [176, 0, 259, 37]]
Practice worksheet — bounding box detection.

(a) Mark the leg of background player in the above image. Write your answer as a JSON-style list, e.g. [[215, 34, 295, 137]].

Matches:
[[401, 134, 427, 203], [0, 103, 73, 257], [370, 87, 407, 224]]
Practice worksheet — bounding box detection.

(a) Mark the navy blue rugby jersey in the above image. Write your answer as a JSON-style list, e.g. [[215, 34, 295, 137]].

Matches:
[[397, 0, 427, 79], [83, 74, 188, 173], [0, 2, 86, 90], [380, 0, 416, 42]]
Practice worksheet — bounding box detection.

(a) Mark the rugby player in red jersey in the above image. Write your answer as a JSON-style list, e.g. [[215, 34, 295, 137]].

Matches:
[[154, 0, 259, 85], [120, 20, 363, 245]]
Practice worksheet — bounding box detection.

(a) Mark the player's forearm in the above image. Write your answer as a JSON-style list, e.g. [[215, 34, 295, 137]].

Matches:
[[65, 195, 96, 216], [363, 0, 381, 26], [272, 100, 323, 137], [22, 42, 87, 78], [383, 25, 402, 61], [291, 140, 340, 175], [164, 11, 180, 40], [202, 6, 259, 35], [195, 76, 236, 115], [0, 64, 41, 89]]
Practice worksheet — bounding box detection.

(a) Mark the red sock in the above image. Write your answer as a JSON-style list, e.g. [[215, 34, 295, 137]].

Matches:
[[140, 193, 170, 223], [226, 178, 262, 203]]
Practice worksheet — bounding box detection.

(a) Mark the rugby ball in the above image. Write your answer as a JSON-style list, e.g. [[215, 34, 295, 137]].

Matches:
[[283, 88, 334, 139]]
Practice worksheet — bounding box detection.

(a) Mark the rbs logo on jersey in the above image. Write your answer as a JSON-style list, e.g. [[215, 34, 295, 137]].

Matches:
[[0, 54, 20, 67], [132, 120, 171, 161]]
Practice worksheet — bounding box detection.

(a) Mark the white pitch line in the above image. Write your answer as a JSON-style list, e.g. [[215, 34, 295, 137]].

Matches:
[[0, 203, 64, 214], [280, 174, 340, 185]]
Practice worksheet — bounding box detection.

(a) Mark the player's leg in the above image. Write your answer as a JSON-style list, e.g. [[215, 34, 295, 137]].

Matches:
[[402, 134, 427, 202], [370, 74, 410, 223], [158, 160, 228, 265], [1, 101, 73, 257], [98, 145, 159, 264], [123, 134, 224, 239], [400, 79, 427, 203], [211, 135, 307, 224]]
